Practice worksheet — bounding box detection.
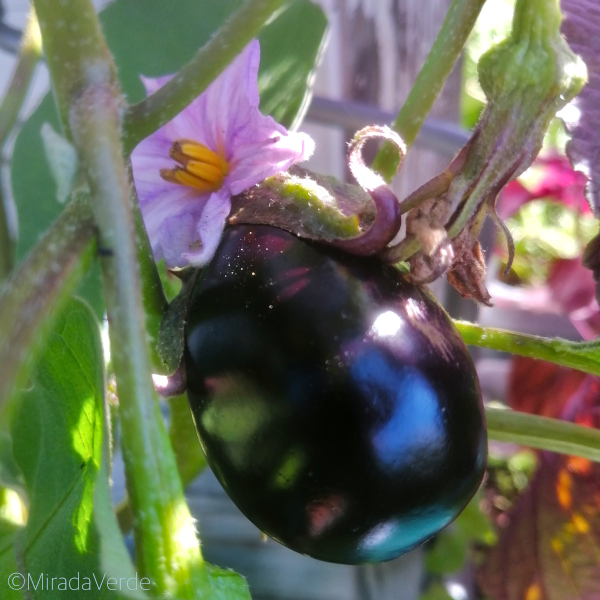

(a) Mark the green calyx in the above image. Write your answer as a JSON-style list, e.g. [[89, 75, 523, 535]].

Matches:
[[265, 171, 362, 240], [447, 0, 587, 238], [229, 166, 371, 243], [478, 0, 585, 113]]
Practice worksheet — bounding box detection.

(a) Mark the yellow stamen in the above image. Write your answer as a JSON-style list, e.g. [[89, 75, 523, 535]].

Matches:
[[160, 168, 219, 192], [161, 139, 230, 193], [178, 141, 223, 168], [186, 160, 224, 184]]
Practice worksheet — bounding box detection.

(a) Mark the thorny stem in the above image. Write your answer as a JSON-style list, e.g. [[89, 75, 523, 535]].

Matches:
[[0, 10, 42, 282], [122, 0, 288, 155], [372, 0, 487, 182], [0, 196, 96, 410], [486, 407, 600, 463], [34, 0, 209, 595], [456, 320, 600, 377]]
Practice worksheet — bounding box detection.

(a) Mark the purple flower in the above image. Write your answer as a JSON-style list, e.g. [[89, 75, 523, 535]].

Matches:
[[131, 40, 314, 268]]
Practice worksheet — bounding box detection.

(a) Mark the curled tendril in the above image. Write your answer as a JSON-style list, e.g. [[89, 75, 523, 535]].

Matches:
[[330, 125, 406, 256]]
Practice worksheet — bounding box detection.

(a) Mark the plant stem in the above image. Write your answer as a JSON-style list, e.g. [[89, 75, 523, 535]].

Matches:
[[0, 10, 42, 282], [486, 407, 600, 462], [117, 393, 207, 533], [130, 178, 169, 374], [34, 0, 209, 594], [0, 12, 41, 145], [0, 195, 96, 409], [71, 87, 208, 597], [371, 0, 486, 182], [455, 320, 600, 377], [33, 0, 117, 136], [71, 87, 206, 597], [122, 0, 288, 155]]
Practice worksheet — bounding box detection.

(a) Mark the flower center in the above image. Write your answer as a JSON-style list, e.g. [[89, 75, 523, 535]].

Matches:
[[160, 140, 230, 192]]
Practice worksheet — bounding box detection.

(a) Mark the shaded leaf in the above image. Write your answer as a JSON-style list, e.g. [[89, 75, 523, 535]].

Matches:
[[7, 298, 146, 599], [0, 429, 24, 494], [425, 529, 467, 575], [257, 0, 327, 130], [11, 0, 327, 319], [561, 0, 600, 215], [420, 583, 453, 600]]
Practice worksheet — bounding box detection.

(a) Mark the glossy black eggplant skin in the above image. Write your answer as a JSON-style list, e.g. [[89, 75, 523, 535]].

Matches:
[[185, 225, 487, 565]]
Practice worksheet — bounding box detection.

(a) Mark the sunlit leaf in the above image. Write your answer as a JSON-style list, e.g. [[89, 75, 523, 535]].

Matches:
[[7, 299, 146, 599], [0, 521, 22, 600]]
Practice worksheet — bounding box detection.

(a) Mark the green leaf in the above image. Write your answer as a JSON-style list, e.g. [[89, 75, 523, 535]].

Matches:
[[40, 123, 80, 204], [0, 520, 22, 600], [425, 492, 495, 576], [425, 528, 467, 575], [419, 583, 453, 600], [10, 98, 103, 319], [10, 0, 326, 313], [7, 298, 147, 599], [206, 564, 252, 600], [168, 394, 206, 487], [257, 1, 327, 129]]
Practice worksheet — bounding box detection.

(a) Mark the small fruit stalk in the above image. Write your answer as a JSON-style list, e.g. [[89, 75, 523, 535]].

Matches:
[[380, 0, 587, 304]]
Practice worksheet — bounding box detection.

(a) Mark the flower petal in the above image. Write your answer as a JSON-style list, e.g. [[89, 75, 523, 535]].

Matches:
[[183, 190, 232, 267], [140, 74, 172, 96], [162, 41, 261, 153], [131, 39, 315, 269], [141, 185, 205, 255], [130, 129, 175, 200], [228, 129, 314, 195], [156, 212, 199, 267]]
